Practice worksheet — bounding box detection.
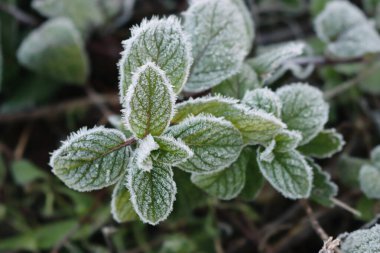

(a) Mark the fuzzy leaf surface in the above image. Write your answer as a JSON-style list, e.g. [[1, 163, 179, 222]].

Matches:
[[17, 18, 88, 84], [213, 63, 260, 99], [298, 129, 344, 158], [277, 83, 329, 145], [49, 126, 129, 192], [153, 136, 193, 166], [168, 115, 243, 174], [173, 96, 285, 144], [123, 62, 175, 138], [308, 160, 338, 207], [183, 0, 252, 92], [191, 150, 248, 200], [119, 16, 192, 97], [242, 88, 282, 117], [341, 225, 380, 253], [359, 164, 380, 199], [128, 163, 176, 225], [257, 149, 313, 199], [111, 179, 138, 223], [274, 130, 302, 152]]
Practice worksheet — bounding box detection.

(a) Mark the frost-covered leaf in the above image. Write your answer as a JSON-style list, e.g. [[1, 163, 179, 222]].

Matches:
[[298, 129, 345, 158], [370, 145, 380, 168], [274, 130, 302, 152], [173, 96, 285, 144], [340, 225, 380, 253], [111, 179, 138, 223], [239, 148, 264, 200], [259, 140, 276, 163], [247, 41, 305, 83], [212, 63, 260, 99], [119, 16, 192, 97], [231, 0, 255, 50], [277, 83, 329, 145], [183, 0, 252, 92], [168, 115, 243, 174], [123, 62, 175, 138], [153, 136, 193, 166], [257, 149, 313, 199], [49, 126, 130, 192], [242, 88, 282, 117], [308, 160, 338, 207], [359, 164, 380, 199], [133, 135, 159, 172], [32, 0, 105, 36], [128, 163, 176, 225], [191, 150, 247, 200], [17, 18, 88, 84]]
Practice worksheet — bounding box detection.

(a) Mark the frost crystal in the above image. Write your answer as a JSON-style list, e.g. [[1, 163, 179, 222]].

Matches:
[[277, 83, 329, 145], [49, 126, 130, 191], [153, 136, 193, 166], [274, 130, 302, 152], [168, 115, 244, 174], [133, 134, 159, 172], [119, 16, 192, 98], [242, 88, 282, 117], [183, 0, 253, 92], [340, 225, 380, 253], [123, 62, 175, 138], [128, 163, 176, 225]]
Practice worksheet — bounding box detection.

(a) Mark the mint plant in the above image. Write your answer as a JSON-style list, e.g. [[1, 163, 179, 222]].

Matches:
[[49, 0, 347, 226]]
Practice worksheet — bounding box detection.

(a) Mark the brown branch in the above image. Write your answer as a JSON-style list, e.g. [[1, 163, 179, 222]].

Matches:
[[0, 3, 39, 26], [301, 200, 329, 241]]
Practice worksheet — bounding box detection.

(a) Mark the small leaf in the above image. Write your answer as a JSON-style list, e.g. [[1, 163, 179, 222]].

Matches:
[[119, 16, 192, 97], [341, 225, 380, 253], [298, 129, 345, 158], [50, 126, 130, 192], [153, 136, 193, 166], [274, 130, 302, 152], [123, 62, 175, 138], [277, 83, 329, 145], [191, 150, 247, 200], [259, 140, 276, 163], [128, 163, 176, 225], [212, 63, 260, 99], [242, 88, 282, 117], [133, 134, 159, 172], [32, 0, 105, 36], [370, 145, 380, 168], [168, 115, 243, 174], [359, 164, 380, 199], [111, 179, 138, 223], [239, 148, 264, 200], [17, 18, 89, 84], [257, 149, 313, 199], [308, 160, 338, 207], [173, 96, 285, 144], [247, 41, 305, 83], [183, 0, 253, 92]]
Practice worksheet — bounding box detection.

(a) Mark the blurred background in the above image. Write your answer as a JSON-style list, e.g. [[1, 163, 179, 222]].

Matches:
[[1, 0, 380, 252]]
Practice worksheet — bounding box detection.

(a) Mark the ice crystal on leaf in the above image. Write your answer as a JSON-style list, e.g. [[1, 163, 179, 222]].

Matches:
[[243, 88, 282, 117], [153, 136, 193, 166], [340, 225, 380, 253], [133, 134, 159, 172], [359, 165, 380, 199], [274, 130, 302, 152], [49, 126, 130, 192]]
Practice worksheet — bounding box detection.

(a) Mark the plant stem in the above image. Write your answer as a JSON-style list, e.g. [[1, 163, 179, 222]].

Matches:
[[331, 198, 361, 217]]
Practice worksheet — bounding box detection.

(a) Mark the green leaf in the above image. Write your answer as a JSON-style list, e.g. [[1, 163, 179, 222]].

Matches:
[[276, 83, 329, 145], [341, 225, 380, 253], [128, 163, 176, 225], [231, 0, 255, 51], [242, 88, 282, 117], [133, 134, 159, 172], [308, 160, 338, 207], [123, 62, 175, 138], [32, 0, 105, 36], [173, 96, 285, 144], [153, 136, 193, 166], [247, 41, 305, 83], [11, 159, 47, 185], [274, 130, 302, 152], [239, 148, 264, 200], [359, 164, 380, 199], [119, 16, 192, 96], [191, 150, 248, 200], [168, 115, 243, 174], [50, 126, 130, 192], [257, 149, 313, 199], [298, 129, 345, 158], [183, 0, 253, 92], [111, 179, 138, 223], [212, 63, 260, 99], [17, 18, 88, 84], [370, 145, 380, 168]]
